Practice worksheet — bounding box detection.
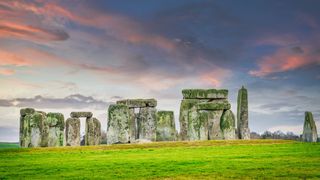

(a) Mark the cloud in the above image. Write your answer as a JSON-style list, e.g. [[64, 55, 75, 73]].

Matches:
[[0, 69, 15, 76], [0, 94, 111, 110], [249, 46, 320, 77]]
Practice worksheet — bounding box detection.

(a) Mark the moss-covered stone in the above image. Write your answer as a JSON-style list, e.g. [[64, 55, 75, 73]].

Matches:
[[128, 108, 137, 141], [237, 86, 250, 139], [156, 111, 176, 141], [196, 101, 231, 110], [179, 99, 200, 140], [70, 112, 93, 118], [302, 111, 318, 142], [46, 113, 64, 147], [20, 108, 35, 116], [107, 104, 130, 144], [207, 110, 224, 140], [116, 99, 157, 108], [138, 107, 157, 141], [29, 112, 47, 147], [182, 89, 228, 99], [85, 117, 101, 146], [65, 118, 80, 146], [220, 110, 236, 140]]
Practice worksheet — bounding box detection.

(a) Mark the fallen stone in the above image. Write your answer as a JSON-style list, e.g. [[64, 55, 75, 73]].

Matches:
[[117, 99, 157, 108], [70, 112, 93, 118], [65, 118, 80, 146], [138, 107, 157, 141], [220, 110, 236, 140], [237, 86, 250, 139], [302, 111, 318, 142], [196, 101, 231, 110], [182, 89, 228, 99], [46, 113, 64, 147], [85, 117, 101, 146], [107, 104, 130, 144], [156, 111, 176, 141]]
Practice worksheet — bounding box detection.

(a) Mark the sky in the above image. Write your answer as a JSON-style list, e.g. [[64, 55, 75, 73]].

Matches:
[[0, 0, 319, 142]]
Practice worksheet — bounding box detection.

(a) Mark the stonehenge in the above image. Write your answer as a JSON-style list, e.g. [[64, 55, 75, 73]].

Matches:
[[179, 89, 236, 141], [107, 104, 130, 144], [302, 112, 318, 142], [19, 109, 101, 147], [237, 86, 250, 139]]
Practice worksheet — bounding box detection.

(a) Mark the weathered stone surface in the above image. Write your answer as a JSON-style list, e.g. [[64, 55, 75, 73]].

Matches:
[[302, 112, 318, 142], [20, 108, 35, 116], [128, 108, 136, 141], [20, 108, 34, 147], [65, 118, 80, 146], [188, 108, 208, 140], [20, 108, 48, 148], [138, 107, 157, 141], [237, 86, 250, 139], [156, 111, 176, 141], [29, 112, 47, 147], [70, 112, 93, 118], [207, 110, 224, 140], [117, 99, 157, 108], [196, 101, 231, 110], [182, 89, 228, 99], [107, 104, 130, 144], [46, 113, 64, 147], [85, 117, 101, 145], [220, 110, 236, 140], [179, 99, 200, 140]]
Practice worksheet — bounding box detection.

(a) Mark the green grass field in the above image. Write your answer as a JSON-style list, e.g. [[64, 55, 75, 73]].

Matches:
[[0, 140, 319, 179], [0, 142, 19, 149]]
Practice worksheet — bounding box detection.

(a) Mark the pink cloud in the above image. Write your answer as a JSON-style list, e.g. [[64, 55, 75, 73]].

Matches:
[[249, 47, 320, 77], [0, 69, 15, 76], [0, 50, 31, 66]]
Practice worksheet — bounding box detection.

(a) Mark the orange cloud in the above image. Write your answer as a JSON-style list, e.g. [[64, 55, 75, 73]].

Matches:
[[0, 50, 30, 66], [0, 69, 15, 76], [249, 47, 319, 77]]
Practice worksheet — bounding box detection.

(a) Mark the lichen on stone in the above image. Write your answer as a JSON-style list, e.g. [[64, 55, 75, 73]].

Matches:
[[182, 89, 228, 99], [116, 99, 157, 108]]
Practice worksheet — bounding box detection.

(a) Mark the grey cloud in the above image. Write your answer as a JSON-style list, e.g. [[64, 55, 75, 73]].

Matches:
[[0, 94, 111, 110]]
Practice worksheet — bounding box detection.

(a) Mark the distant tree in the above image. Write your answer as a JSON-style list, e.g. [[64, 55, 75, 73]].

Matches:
[[250, 132, 261, 139], [261, 131, 273, 139]]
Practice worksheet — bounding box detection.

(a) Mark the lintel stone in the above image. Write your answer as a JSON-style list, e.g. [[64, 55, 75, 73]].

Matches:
[[182, 89, 228, 99], [116, 99, 157, 108]]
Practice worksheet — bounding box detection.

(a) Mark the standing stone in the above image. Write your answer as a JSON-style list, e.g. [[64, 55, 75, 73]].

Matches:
[[302, 112, 318, 142], [179, 99, 200, 140], [138, 107, 157, 141], [220, 110, 236, 140], [29, 111, 47, 147], [107, 104, 130, 144], [207, 110, 224, 140], [65, 118, 80, 146], [237, 86, 250, 139], [128, 108, 137, 141], [85, 117, 101, 145], [20, 108, 35, 147], [46, 113, 64, 147], [156, 111, 176, 141]]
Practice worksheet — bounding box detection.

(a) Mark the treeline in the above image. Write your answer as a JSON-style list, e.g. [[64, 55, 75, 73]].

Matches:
[[250, 131, 300, 140]]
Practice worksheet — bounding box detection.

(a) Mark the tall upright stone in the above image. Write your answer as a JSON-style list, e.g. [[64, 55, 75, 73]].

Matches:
[[46, 113, 64, 147], [85, 117, 101, 146], [138, 107, 157, 141], [29, 111, 47, 147], [237, 86, 250, 139], [302, 112, 318, 142], [179, 99, 200, 140], [220, 110, 236, 140], [156, 111, 176, 141], [20, 108, 35, 147], [65, 118, 80, 146], [107, 104, 130, 144]]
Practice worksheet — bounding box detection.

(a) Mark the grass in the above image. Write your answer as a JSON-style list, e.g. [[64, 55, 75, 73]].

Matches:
[[0, 142, 19, 149], [0, 140, 319, 179]]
